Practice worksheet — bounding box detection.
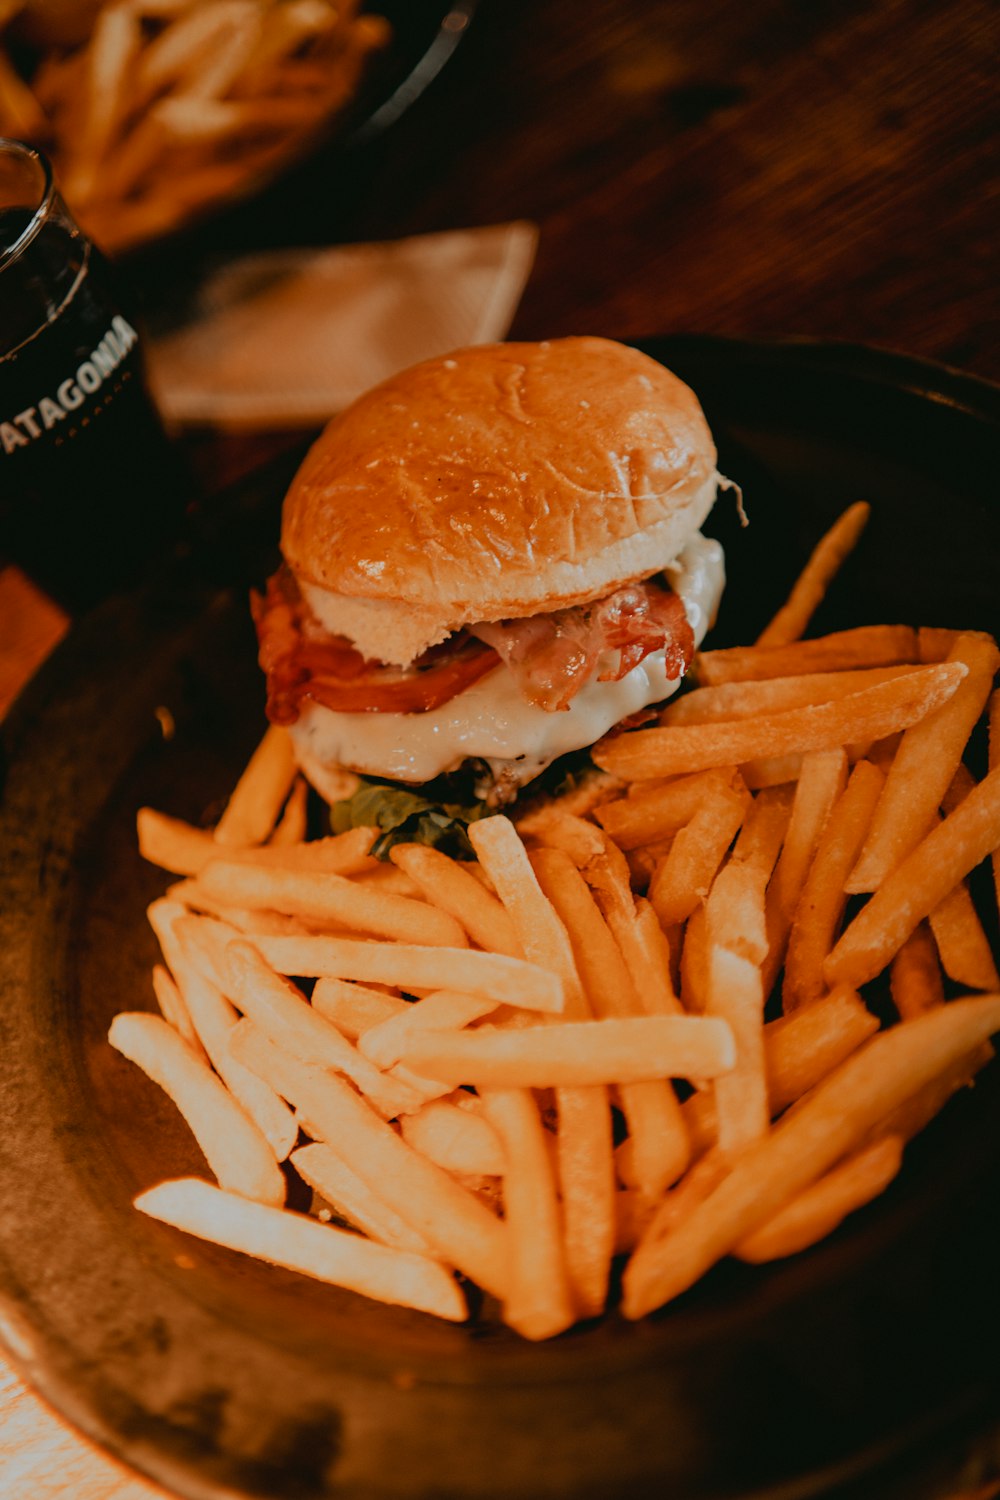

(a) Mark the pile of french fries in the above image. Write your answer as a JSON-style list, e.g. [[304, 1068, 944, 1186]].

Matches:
[[0, 0, 389, 253], [122, 500, 1000, 1338]]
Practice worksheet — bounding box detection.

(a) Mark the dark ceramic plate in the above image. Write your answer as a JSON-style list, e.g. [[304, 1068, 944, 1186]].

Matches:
[[3, 337, 1000, 1500]]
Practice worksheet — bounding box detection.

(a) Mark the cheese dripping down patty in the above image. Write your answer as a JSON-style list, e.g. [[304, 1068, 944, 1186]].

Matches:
[[289, 533, 724, 788]]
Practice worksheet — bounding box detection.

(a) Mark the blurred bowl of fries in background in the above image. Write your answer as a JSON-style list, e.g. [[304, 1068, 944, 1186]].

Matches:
[[3, 335, 1000, 1500], [0, 0, 477, 257]]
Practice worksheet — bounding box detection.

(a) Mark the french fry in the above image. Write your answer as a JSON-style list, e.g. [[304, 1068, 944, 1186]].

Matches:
[[889, 922, 945, 1020], [359, 991, 498, 1070], [399, 1096, 505, 1178], [224, 940, 426, 1120], [594, 664, 966, 781], [254, 934, 565, 1012], [825, 764, 1000, 989], [479, 1088, 575, 1340], [151, 963, 189, 1035], [928, 878, 1000, 991], [761, 748, 847, 994], [783, 760, 885, 1010], [389, 843, 521, 957], [311, 978, 409, 1038], [704, 864, 768, 1152], [231, 1022, 509, 1298], [694, 625, 920, 686], [991, 688, 1000, 919], [594, 767, 744, 850], [755, 502, 871, 647], [467, 816, 585, 1014], [109, 1012, 285, 1207], [607, 896, 683, 1017], [268, 777, 309, 846], [135, 1177, 466, 1321], [531, 847, 691, 1197], [623, 995, 1000, 1317], [396, 1015, 735, 1089], [553, 1085, 616, 1318], [731, 784, 794, 878], [733, 1134, 903, 1263], [145, 900, 210, 1059], [198, 860, 468, 947], [682, 985, 879, 1157], [138, 807, 220, 875], [679, 900, 711, 1014], [848, 633, 1000, 891], [290, 1142, 437, 1257], [214, 726, 298, 847], [159, 915, 298, 1160], [660, 665, 916, 726], [647, 772, 750, 926]]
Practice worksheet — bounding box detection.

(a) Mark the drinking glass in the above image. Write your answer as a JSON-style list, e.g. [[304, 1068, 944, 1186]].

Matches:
[[0, 138, 186, 612]]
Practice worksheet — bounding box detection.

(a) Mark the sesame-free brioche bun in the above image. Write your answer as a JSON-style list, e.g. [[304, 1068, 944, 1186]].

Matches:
[[281, 337, 721, 665]]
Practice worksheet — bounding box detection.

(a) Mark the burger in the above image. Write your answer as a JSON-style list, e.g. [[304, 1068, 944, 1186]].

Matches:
[[253, 337, 729, 849]]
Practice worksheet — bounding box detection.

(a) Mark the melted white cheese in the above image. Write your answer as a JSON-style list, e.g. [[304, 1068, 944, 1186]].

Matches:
[[291, 534, 725, 785]]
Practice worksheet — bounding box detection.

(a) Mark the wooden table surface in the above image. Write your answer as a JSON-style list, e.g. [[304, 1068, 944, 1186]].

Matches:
[[2, 0, 999, 1496]]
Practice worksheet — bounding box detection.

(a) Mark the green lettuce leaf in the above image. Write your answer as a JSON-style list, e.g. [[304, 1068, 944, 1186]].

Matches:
[[329, 778, 492, 860]]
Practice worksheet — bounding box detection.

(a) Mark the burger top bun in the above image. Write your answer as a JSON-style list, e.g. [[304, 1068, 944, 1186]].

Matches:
[[281, 337, 721, 666]]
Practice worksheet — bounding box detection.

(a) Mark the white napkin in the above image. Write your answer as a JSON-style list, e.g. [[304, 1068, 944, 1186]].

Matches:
[[148, 221, 539, 428]]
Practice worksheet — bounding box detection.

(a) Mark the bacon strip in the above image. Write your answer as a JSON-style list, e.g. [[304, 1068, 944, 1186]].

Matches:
[[470, 581, 694, 711], [253, 569, 694, 723]]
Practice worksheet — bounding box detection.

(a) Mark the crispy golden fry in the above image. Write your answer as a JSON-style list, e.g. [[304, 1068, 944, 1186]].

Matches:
[[531, 847, 690, 1197], [269, 777, 309, 846], [137, 807, 218, 875], [399, 1097, 506, 1178], [682, 985, 879, 1157], [198, 860, 468, 947], [756, 502, 871, 647], [231, 1022, 509, 1299], [623, 996, 1000, 1317], [146, 899, 210, 1059], [733, 1134, 903, 1263], [889, 922, 945, 1020], [928, 876, 1000, 991], [848, 633, 1000, 892], [554, 1085, 616, 1318], [694, 625, 921, 686], [225, 940, 426, 1119], [661, 667, 915, 727], [825, 764, 1000, 989], [213, 726, 298, 847], [594, 664, 966, 781], [359, 990, 498, 1070], [783, 760, 885, 1010], [989, 691, 1000, 942], [157, 913, 298, 1159], [594, 767, 745, 851], [468, 816, 585, 1014], [704, 867, 768, 1152], [731, 785, 794, 879], [389, 843, 521, 957], [647, 773, 750, 926], [396, 1015, 735, 1089], [311, 978, 409, 1038], [135, 1177, 466, 1320], [290, 1142, 437, 1257], [762, 748, 847, 995], [479, 1088, 575, 1339], [254, 934, 565, 1012], [151, 963, 189, 1035], [608, 895, 683, 1017], [109, 1011, 285, 1207]]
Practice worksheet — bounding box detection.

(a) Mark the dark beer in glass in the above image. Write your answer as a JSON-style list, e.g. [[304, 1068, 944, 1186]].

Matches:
[[0, 138, 186, 612]]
